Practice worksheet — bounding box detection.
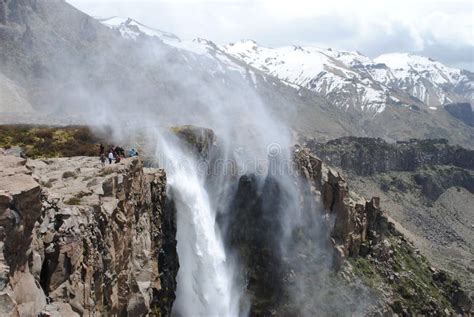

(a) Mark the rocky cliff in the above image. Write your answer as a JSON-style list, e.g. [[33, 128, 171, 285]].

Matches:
[[0, 153, 177, 316], [307, 137, 474, 176], [224, 143, 472, 315], [1, 126, 472, 316], [306, 136, 474, 305], [296, 147, 472, 315]]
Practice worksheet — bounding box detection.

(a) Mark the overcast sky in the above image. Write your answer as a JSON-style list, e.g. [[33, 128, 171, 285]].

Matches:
[[67, 0, 473, 70]]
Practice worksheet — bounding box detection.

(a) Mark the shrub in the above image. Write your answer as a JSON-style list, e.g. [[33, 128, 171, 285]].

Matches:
[[64, 197, 81, 205], [0, 125, 109, 158]]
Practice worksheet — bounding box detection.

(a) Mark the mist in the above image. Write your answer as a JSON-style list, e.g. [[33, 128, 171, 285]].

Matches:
[[2, 2, 375, 315], [67, 0, 474, 71]]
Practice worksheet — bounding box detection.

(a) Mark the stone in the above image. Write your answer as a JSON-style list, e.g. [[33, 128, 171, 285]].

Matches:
[[0, 153, 178, 316], [11, 270, 47, 316], [171, 125, 215, 159]]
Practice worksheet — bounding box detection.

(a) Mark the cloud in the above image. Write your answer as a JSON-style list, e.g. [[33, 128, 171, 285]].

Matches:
[[418, 43, 474, 71], [66, 0, 474, 70]]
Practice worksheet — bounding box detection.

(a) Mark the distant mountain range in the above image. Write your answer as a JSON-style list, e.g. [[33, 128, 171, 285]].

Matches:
[[103, 17, 474, 115], [0, 3, 472, 147]]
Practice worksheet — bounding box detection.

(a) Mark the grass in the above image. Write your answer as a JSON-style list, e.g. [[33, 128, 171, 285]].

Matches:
[[350, 236, 455, 314], [0, 125, 109, 159], [389, 236, 452, 312], [350, 257, 384, 288]]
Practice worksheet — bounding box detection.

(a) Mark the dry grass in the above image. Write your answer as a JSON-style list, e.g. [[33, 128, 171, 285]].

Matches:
[[0, 125, 110, 159]]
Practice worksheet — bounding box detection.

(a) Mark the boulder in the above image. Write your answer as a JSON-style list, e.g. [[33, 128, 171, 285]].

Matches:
[[171, 125, 215, 159]]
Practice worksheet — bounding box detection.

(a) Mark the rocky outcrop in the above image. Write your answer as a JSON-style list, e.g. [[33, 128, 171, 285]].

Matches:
[[0, 154, 45, 316], [293, 144, 322, 192], [307, 137, 474, 293], [413, 166, 474, 200], [307, 137, 474, 176], [171, 125, 215, 159], [294, 147, 387, 261], [322, 170, 387, 260], [146, 169, 178, 317], [0, 153, 178, 316], [294, 146, 472, 315], [444, 103, 474, 127], [225, 147, 376, 316]]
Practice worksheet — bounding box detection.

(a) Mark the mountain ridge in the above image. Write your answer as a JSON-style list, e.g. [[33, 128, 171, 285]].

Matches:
[[100, 16, 473, 117], [0, 5, 472, 149]]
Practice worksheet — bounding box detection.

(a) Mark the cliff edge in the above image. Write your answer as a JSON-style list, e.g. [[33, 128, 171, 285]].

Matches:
[[0, 153, 177, 316]]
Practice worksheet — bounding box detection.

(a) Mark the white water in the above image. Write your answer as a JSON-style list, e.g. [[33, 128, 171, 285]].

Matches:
[[160, 141, 240, 317]]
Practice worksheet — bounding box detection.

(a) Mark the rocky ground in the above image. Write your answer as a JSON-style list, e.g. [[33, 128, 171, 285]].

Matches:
[[0, 126, 472, 316], [0, 152, 177, 316]]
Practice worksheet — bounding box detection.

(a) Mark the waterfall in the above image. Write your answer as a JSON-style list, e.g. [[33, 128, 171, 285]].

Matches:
[[159, 141, 240, 317]]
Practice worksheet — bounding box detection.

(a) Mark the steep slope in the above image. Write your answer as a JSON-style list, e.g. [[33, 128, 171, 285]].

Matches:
[[223, 41, 474, 113], [306, 137, 474, 295], [374, 53, 473, 106], [0, 72, 33, 113], [0, 153, 177, 316], [0, 1, 472, 148], [95, 17, 474, 147], [223, 41, 396, 113]]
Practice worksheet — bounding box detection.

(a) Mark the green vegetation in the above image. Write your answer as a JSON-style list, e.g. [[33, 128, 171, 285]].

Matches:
[[389, 237, 452, 312], [170, 125, 202, 147], [0, 125, 109, 159], [351, 256, 383, 288], [350, 235, 459, 314]]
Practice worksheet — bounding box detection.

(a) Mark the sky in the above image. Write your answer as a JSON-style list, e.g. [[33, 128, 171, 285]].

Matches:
[[67, 0, 474, 70]]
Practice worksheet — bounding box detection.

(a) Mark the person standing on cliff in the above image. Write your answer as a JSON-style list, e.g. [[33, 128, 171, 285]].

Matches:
[[108, 150, 114, 164], [100, 153, 106, 167]]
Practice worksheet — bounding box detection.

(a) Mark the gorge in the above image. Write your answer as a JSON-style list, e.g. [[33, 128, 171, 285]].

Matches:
[[0, 0, 473, 316]]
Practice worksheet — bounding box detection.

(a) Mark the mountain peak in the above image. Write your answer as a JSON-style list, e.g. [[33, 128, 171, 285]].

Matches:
[[99, 16, 181, 42], [222, 41, 472, 111], [375, 52, 451, 71], [227, 39, 260, 50]]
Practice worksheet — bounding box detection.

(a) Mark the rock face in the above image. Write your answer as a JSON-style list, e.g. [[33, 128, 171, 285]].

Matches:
[[222, 144, 472, 315], [293, 146, 385, 261], [0, 153, 45, 316], [444, 103, 474, 127], [170, 125, 215, 159], [309, 136, 474, 293], [322, 170, 385, 260], [0, 153, 178, 316], [294, 146, 472, 315], [226, 147, 377, 315], [307, 137, 474, 176]]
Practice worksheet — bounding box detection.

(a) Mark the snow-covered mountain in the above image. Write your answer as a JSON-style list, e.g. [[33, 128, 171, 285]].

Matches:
[[4, 5, 471, 147], [372, 53, 473, 106], [100, 17, 473, 116], [222, 41, 473, 113], [100, 17, 265, 85], [223, 41, 395, 113], [100, 17, 212, 56]]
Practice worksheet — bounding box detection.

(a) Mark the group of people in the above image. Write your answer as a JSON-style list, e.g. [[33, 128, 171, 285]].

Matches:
[[99, 144, 139, 167]]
